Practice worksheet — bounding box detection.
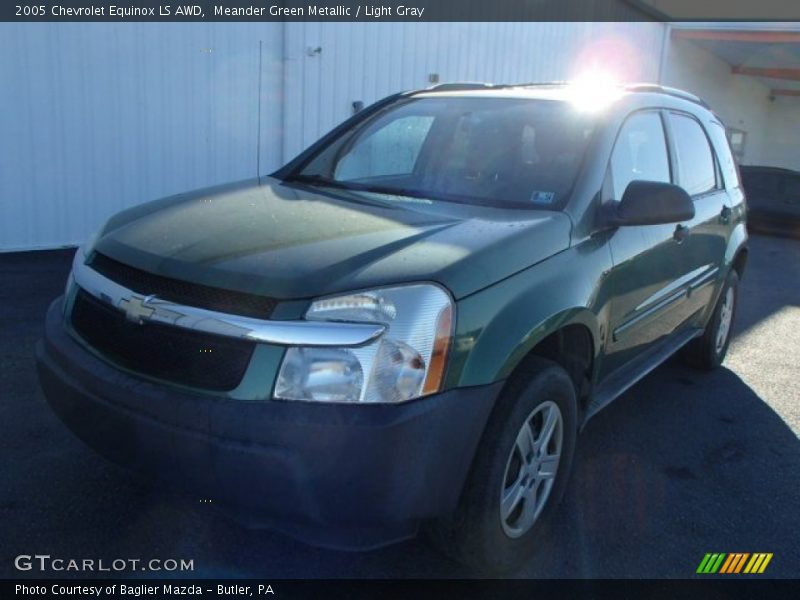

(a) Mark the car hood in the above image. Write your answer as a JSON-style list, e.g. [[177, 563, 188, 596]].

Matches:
[[94, 177, 572, 301]]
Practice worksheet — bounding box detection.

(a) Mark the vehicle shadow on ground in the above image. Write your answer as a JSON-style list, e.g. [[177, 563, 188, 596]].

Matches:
[[521, 360, 800, 578], [732, 234, 800, 337]]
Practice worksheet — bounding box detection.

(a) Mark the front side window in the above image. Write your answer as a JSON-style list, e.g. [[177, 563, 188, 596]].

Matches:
[[608, 111, 671, 200], [669, 113, 717, 196], [293, 96, 595, 209]]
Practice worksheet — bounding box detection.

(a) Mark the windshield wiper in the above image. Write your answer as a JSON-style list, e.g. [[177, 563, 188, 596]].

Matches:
[[285, 174, 431, 201], [285, 174, 488, 207], [350, 183, 433, 201], [283, 173, 356, 190]]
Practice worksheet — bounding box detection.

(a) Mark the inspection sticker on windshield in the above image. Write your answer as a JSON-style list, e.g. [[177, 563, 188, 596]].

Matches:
[[530, 190, 556, 205]]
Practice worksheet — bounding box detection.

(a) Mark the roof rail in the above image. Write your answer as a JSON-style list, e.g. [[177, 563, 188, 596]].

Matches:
[[423, 81, 569, 92], [514, 81, 570, 88], [624, 83, 710, 108], [417, 81, 711, 109], [424, 82, 498, 92]]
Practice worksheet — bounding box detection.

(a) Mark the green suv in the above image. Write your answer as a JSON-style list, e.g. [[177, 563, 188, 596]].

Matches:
[[37, 83, 747, 571]]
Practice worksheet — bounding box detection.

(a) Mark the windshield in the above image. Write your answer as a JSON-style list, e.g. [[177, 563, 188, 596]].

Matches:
[[290, 96, 595, 209]]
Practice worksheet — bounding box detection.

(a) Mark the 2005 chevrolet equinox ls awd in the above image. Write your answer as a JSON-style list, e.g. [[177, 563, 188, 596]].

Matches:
[[37, 82, 748, 571]]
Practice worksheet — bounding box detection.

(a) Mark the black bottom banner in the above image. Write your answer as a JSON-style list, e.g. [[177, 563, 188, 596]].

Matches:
[[4, 579, 799, 600]]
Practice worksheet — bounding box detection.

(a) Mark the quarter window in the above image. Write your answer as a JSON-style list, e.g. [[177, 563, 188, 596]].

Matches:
[[707, 121, 740, 189], [669, 114, 717, 196], [609, 112, 671, 200]]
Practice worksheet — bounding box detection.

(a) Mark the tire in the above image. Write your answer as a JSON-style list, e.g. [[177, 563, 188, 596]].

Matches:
[[425, 357, 577, 573], [682, 269, 739, 371]]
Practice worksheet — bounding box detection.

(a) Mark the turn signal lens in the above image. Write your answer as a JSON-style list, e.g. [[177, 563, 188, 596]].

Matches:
[[423, 304, 453, 395]]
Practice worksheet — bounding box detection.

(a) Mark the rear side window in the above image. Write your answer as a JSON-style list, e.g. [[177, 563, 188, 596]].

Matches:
[[707, 121, 741, 189], [609, 111, 671, 199], [669, 113, 717, 196]]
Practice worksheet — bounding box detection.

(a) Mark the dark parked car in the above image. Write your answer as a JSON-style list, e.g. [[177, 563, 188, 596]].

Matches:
[[36, 83, 748, 572], [740, 165, 800, 238]]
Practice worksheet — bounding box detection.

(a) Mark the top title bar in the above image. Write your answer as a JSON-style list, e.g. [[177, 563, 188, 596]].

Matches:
[[4, 0, 800, 22]]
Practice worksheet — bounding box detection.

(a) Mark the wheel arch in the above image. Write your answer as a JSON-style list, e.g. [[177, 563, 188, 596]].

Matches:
[[455, 305, 600, 406], [731, 245, 748, 279], [508, 321, 596, 406], [725, 222, 748, 279]]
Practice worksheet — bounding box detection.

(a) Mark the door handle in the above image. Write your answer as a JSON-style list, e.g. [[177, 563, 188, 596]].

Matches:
[[673, 224, 689, 243], [720, 205, 732, 224]]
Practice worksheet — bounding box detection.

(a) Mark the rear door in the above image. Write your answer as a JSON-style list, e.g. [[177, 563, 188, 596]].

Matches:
[[664, 112, 731, 324]]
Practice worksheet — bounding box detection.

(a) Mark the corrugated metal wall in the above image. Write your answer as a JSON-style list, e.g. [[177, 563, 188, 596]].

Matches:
[[0, 22, 665, 251], [0, 23, 283, 251]]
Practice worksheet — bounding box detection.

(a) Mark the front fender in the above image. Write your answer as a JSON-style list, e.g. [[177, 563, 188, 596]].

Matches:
[[446, 238, 613, 389]]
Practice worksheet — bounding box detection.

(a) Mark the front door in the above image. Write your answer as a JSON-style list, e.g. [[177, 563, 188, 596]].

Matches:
[[601, 110, 695, 377]]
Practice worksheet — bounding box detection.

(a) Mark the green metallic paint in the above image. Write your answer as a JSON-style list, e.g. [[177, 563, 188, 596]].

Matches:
[[80, 88, 749, 411], [94, 177, 571, 302], [446, 93, 748, 396], [447, 235, 611, 389]]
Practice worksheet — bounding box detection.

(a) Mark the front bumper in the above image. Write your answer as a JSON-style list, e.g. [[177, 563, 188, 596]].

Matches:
[[36, 298, 501, 550]]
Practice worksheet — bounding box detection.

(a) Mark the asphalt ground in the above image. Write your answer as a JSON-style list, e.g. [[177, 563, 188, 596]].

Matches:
[[1, 234, 798, 578]]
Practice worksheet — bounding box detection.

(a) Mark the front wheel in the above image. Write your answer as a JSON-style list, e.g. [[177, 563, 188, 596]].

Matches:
[[426, 357, 577, 573], [682, 269, 739, 371]]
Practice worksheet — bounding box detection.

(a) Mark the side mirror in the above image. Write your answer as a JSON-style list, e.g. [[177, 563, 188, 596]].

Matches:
[[609, 180, 695, 226]]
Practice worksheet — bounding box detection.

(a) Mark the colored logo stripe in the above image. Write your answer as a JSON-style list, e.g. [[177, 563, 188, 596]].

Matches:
[[744, 553, 773, 574], [697, 553, 726, 573], [720, 553, 749, 573], [697, 552, 773, 574]]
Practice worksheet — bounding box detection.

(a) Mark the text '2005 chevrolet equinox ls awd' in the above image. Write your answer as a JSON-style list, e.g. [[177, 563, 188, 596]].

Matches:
[[37, 82, 747, 572]]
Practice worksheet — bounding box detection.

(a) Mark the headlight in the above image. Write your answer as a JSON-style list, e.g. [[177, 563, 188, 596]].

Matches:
[[274, 284, 454, 403]]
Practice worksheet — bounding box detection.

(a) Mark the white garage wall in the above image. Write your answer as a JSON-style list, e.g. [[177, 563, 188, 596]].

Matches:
[[0, 23, 283, 251], [1, 22, 668, 251], [761, 96, 800, 170], [661, 36, 772, 165]]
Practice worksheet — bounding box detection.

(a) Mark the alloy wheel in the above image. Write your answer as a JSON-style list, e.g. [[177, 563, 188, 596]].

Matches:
[[715, 287, 735, 353], [500, 401, 563, 538]]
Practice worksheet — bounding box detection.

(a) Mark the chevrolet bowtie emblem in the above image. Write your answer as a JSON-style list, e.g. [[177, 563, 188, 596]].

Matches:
[[120, 294, 157, 324]]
